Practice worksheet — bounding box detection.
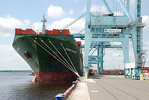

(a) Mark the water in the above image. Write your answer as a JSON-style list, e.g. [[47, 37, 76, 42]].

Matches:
[[0, 71, 71, 100]]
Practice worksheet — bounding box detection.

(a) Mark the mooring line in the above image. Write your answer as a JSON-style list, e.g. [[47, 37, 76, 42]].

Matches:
[[31, 38, 77, 74], [61, 43, 80, 77], [39, 38, 77, 73], [48, 40, 78, 74]]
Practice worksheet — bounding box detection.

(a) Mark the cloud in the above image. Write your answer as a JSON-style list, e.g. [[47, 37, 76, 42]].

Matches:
[[82, 5, 108, 14], [103, 40, 149, 69], [24, 19, 30, 26], [114, 11, 124, 16], [47, 17, 85, 34], [47, 5, 66, 18], [102, 47, 124, 70], [142, 15, 149, 41], [31, 22, 42, 32], [130, 0, 135, 5], [0, 44, 30, 70], [142, 15, 149, 31], [143, 41, 149, 67], [0, 15, 30, 37], [91, 5, 107, 13], [90, 5, 101, 13], [0, 15, 22, 29]]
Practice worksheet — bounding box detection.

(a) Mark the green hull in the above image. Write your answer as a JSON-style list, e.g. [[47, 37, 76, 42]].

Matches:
[[12, 34, 83, 75]]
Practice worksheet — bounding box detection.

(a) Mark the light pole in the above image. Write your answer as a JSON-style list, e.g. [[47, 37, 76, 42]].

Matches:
[[118, 54, 121, 75], [114, 65, 115, 70]]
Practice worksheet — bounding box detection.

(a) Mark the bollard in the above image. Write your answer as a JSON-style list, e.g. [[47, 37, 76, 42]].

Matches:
[[85, 73, 88, 79], [55, 94, 64, 100], [145, 76, 148, 81], [140, 74, 144, 80]]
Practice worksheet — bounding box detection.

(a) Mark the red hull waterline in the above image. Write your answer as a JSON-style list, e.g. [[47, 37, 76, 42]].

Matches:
[[32, 72, 77, 83]]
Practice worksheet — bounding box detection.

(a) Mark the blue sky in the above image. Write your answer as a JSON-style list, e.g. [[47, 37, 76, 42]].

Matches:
[[0, 0, 149, 70]]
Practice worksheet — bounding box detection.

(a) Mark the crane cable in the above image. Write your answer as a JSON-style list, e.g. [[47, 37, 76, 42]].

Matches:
[[61, 13, 86, 30], [61, 43, 80, 77]]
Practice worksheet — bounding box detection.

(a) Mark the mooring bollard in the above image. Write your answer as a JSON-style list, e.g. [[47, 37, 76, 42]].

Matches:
[[85, 73, 88, 79], [145, 76, 148, 81], [55, 94, 64, 100], [140, 74, 144, 80]]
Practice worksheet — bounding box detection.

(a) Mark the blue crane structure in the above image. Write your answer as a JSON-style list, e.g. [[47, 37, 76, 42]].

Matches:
[[79, 0, 146, 79]]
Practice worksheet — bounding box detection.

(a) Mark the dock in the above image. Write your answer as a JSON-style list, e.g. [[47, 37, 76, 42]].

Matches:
[[67, 75, 149, 100]]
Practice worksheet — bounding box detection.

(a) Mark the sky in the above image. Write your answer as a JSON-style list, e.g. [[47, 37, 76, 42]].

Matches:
[[0, 0, 149, 70]]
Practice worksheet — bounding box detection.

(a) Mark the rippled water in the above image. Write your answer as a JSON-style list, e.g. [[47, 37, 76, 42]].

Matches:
[[0, 71, 71, 100]]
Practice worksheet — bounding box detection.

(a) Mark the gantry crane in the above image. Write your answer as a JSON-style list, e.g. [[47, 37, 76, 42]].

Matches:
[[83, 0, 145, 79]]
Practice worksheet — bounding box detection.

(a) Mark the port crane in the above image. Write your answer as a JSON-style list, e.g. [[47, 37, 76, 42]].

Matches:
[[63, 0, 145, 79], [83, 0, 145, 79]]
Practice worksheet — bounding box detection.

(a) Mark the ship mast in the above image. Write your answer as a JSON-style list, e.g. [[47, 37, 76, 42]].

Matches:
[[41, 15, 47, 34]]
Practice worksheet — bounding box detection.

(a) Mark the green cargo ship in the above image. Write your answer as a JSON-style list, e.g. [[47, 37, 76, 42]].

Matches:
[[12, 17, 83, 83]]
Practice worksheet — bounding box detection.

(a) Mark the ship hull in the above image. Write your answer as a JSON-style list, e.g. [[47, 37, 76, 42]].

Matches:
[[13, 34, 83, 83], [32, 72, 77, 83]]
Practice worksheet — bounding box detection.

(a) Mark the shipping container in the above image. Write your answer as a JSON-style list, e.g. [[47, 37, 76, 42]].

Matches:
[[15, 28, 22, 34], [53, 29, 59, 35], [15, 28, 36, 34], [45, 30, 53, 35], [39, 32, 42, 34], [63, 29, 70, 35]]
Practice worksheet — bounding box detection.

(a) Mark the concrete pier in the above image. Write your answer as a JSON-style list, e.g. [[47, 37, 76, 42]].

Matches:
[[66, 77, 90, 100], [67, 75, 149, 100]]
